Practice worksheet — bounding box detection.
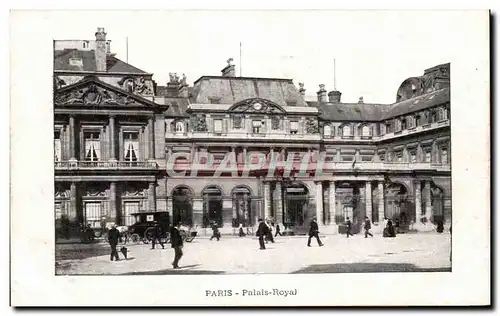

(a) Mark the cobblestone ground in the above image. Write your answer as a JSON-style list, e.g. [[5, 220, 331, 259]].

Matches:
[[55, 233, 452, 275]]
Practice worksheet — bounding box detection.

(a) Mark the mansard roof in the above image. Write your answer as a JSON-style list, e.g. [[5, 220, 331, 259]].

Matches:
[[308, 101, 390, 122], [381, 88, 449, 120], [54, 49, 150, 74], [190, 76, 308, 107]]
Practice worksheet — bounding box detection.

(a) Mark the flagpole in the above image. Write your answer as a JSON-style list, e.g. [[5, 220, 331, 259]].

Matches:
[[333, 58, 336, 90], [239, 42, 242, 77], [126, 37, 129, 63]]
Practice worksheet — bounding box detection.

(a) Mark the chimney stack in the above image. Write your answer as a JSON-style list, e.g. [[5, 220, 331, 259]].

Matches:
[[328, 90, 342, 103], [317, 84, 327, 103], [95, 27, 107, 72], [221, 58, 236, 77]]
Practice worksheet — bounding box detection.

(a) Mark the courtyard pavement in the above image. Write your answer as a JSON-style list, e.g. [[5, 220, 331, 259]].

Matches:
[[55, 233, 452, 275]]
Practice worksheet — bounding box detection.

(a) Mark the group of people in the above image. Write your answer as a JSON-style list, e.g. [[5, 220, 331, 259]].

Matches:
[[107, 222, 185, 269]]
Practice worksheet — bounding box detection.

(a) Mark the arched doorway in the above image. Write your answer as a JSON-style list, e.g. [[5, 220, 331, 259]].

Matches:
[[231, 186, 252, 227], [202, 185, 223, 228], [283, 182, 309, 228], [431, 185, 444, 224], [172, 186, 193, 226], [336, 182, 363, 233], [385, 183, 411, 226]]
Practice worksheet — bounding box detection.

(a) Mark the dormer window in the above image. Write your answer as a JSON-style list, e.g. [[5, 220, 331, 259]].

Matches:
[[175, 121, 184, 133], [361, 125, 371, 137], [323, 124, 332, 138], [385, 122, 393, 133], [342, 125, 352, 138]]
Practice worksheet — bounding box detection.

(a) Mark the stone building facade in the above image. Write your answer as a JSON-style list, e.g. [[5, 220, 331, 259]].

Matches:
[[54, 28, 451, 236]]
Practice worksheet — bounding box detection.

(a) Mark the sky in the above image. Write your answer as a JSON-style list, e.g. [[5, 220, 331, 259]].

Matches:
[[48, 10, 466, 104]]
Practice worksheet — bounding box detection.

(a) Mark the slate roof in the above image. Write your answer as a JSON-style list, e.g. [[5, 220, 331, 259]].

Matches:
[[54, 49, 149, 74], [381, 88, 449, 120], [308, 101, 391, 122], [190, 76, 308, 107], [164, 98, 191, 117]]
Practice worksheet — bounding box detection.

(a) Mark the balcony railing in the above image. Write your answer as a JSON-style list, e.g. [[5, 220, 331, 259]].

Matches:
[[168, 160, 451, 173], [55, 160, 158, 170]]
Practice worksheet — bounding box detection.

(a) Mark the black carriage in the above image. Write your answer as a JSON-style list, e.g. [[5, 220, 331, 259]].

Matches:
[[128, 211, 171, 244]]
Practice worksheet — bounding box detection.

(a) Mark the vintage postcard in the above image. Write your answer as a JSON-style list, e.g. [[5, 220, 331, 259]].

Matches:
[[9, 8, 490, 307]]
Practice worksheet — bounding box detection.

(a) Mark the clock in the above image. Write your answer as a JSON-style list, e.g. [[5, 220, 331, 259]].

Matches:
[[253, 102, 263, 111]]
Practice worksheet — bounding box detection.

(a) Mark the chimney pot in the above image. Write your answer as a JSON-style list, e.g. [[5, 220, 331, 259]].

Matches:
[[328, 90, 342, 103], [317, 84, 327, 103]]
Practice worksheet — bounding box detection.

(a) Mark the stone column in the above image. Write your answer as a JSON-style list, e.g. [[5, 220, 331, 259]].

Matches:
[[232, 193, 237, 224], [264, 181, 271, 220], [243, 193, 249, 224], [415, 180, 422, 227], [315, 182, 323, 225], [377, 181, 385, 223], [69, 182, 78, 222], [109, 182, 117, 224], [69, 115, 76, 161], [109, 116, 116, 161], [148, 181, 156, 212], [329, 181, 336, 225], [275, 181, 283, 225], [243, 147, 248, 164], [148, 117, 155, 159], [365, 181, 372, 222], [424, 180, 432, 222]]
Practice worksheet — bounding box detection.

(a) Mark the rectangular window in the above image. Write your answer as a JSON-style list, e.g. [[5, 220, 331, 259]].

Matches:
[[252, 120, 263, 134], [54, 131, 61, 161], [415, 115, 421, 126], [341, 155, 353, 162], [410, 151, 417, 163], [123, 131, 139, 163], [85, 202, 102, 228], [123, 202, 140, 226], [290, 121, 299, 134], [55, 202, 62, 220], [401, 118, 407, 130], [441, 148, 448, 164], [424, 150, 431, 162], [84, 131, 100, 162], [214, 119, 223, 133], [386, 122, 393, 133], [361, 155, 372, 162]]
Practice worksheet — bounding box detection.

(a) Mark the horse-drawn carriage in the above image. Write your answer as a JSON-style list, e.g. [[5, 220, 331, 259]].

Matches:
[[115, 211, 197, 244]]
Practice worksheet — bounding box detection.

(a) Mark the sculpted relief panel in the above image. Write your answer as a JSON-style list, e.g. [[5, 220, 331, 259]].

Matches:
[[55, 83, 137, 106]]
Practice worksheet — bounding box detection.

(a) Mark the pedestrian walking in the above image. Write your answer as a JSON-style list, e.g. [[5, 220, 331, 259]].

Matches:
[[307, 217, 323, 247], [107, 224, 120, 261], [265, 220, 275, 243], [364, 216, 374, 238], [209, 221, 221, 241], [151, 222, 165, 249], [170, 222, 184, 269], [345, 217, 354, 238], [238, 223, 245, 237], [256, 218, 269, 250], [275, 223, 282, 237]]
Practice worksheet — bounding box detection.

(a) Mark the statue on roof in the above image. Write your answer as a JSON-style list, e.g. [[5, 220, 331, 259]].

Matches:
[[169, 72, 180, 84], [180, 73, 187, 86], [227, 58, 234, 67], [299, 82, 304, 89]]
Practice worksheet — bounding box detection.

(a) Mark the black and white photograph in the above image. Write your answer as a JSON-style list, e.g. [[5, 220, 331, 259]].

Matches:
[[9, 7, 490, 307]]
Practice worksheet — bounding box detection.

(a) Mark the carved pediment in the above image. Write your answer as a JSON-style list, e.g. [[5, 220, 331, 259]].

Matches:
[[54, 78, 153, 107], [228, 98, 286, 114]]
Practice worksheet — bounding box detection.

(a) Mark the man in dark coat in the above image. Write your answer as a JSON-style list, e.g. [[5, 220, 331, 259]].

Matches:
[[256, 218, 269, 250], [307, 217, 323, 247], [170, 222, 184, 269], [107, 224, 120, 261], [209, 221, 220, 241], [345, 217, 353, 238], [275, 223, 282, 237], [386, 219, 396, 237], [364, 216, 374, 238], [151, 223, 165, 249]]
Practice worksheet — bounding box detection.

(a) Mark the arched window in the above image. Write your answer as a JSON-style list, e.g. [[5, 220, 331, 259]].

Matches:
[[175, 121, 184, 133], [342, 125, 352, 138], [324, 124, 332, 138], [361, 125, 371, 137]]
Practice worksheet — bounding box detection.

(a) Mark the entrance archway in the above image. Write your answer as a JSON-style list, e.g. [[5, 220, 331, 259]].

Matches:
[[172, 186, 193, 226], [385, 183, 411, 226], [336, 182, 363, 233], [431, 184, 444, 224], [231, 186, 252, 227], [202, 185, 223, 228], [283, 182, 309, 228]]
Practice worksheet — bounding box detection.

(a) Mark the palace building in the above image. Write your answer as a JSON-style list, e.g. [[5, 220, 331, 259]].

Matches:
[[54, 28, 451, 237]]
